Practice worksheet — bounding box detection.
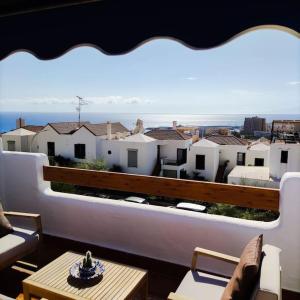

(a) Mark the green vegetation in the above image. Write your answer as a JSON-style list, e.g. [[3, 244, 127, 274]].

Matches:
[[49, 155, 107, 194], [51, 182, 77, 194], [49, 155, 107, 171], [206, 203, 279, 222], [75, 160, 106, 171]]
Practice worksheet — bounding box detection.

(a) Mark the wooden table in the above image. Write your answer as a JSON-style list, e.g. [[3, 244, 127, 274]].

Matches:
[[22, 252, 148, 300]]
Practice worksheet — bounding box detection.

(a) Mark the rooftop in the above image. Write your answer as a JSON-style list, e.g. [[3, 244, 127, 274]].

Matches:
[[206, 135, 248, 146], [22, 125, 44, 133], [145, 129, 191, 141], [2, 128, 36, 136], [47, 122, 129, 135], [228, 166, 271, 181], [123, 133, 156, 143], [248, 143, 270, 151], [48, 122, 90, 134], [84, 122, 129, 136], [192, 139, 219, 148]]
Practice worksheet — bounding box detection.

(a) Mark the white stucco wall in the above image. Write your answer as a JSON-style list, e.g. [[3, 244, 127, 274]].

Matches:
[[71, 127, 97, 162], [35, 125, 97, 162], [119, 140, 157, 175], [1, 147, 300, 292], [219, 145, 248, 172], [186, 144, 219, 181], [35, 125, 70, 157], [97, 139, 157, 175], [97, 139, 121, 168], [270, 143, 300, 179], [159, 139, 192, 161], [1, 135, 22, 151], [246, 148, 270, 167]]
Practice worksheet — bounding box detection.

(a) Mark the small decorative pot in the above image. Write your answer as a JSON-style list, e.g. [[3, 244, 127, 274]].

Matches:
[[79, 262, 97, 278]]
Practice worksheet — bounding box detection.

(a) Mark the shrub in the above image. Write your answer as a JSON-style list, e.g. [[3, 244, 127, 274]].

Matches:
[[207, 203, 279, 222], [51, 182, 77, 194], [75, 159, 107, 171]]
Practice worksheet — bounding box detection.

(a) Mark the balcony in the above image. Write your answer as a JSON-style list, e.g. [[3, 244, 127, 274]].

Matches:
[[0, 146, 299, 299], [161, 158, 188, 178]]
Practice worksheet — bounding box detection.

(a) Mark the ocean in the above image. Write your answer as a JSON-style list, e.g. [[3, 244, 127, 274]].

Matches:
[[1, 112, 300, 133]]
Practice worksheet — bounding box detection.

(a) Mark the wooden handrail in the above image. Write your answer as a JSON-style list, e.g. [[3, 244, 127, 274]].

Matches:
[[43, 166, 280, 211]]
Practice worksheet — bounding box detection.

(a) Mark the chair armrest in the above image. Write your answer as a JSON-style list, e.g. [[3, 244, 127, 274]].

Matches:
[[168, 292, 191, 300], [191, 247, 240, 271], [4, 211, 42, 234]]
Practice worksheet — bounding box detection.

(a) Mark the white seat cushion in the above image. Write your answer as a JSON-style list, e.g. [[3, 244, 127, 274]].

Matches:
[[176, 270, 229, 300], [0, 226, 39, 268]]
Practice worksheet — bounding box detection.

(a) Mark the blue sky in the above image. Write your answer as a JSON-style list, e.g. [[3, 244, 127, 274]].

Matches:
[[0, 29, 299, 114]]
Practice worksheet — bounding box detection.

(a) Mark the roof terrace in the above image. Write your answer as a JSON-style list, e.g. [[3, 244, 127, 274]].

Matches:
[[0, 141, 300, 299]]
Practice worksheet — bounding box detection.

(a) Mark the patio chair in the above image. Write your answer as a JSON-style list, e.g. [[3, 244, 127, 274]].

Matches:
[[0, 211, 42, 271], [168, 238, 281, 300]]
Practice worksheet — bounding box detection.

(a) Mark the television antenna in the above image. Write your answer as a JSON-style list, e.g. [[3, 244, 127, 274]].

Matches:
[[76, 96, 89, 126]]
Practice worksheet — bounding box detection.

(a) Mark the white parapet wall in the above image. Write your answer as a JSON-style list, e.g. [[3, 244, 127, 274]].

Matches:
[[0, 146, 300, 292]]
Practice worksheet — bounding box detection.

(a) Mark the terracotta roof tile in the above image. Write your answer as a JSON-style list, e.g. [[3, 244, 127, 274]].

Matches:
[[145, 129, 191, 140], [84, 122, 129, 136], [206, 135, 248, 145], [22, 125, 44, 133], [49, 122, 90, 134]]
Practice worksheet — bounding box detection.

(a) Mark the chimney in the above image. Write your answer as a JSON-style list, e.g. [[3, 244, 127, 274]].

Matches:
[[172, 121, 177, 130], [16, 118, 25, 129], [133, 119, 145, 134], [107, 121, 112, 140]]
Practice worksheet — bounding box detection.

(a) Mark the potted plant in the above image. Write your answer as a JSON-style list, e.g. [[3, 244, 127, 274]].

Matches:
[[79, 251, 96, 277]]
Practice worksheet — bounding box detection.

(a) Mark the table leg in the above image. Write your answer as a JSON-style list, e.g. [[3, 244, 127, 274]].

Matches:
[[22, 282, 31, 300], [142, 275, 148, 300]]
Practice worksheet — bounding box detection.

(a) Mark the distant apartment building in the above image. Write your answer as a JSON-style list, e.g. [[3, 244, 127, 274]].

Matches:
[[271, 120, 300, 142], [243, 116, 267, 135], [272, 120, 300, 134]]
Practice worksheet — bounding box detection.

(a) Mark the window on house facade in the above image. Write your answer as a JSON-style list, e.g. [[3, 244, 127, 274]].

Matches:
[[281, 150, 288, 163], [7, 140, 16, 151], [196, 155, 205, 170], [74, 144, 86, 159], [254, 158, 264, 166], [128, 149, 138, 168], [47, 142, 55, 156], [237, 152, 245, 166], [177, 148, 187, 164]]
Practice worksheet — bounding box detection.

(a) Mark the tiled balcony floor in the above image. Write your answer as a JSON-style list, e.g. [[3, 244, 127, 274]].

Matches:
[[0, 234, 298, 299]]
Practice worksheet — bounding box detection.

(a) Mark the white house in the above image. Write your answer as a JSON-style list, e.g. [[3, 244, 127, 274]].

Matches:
[[34, 121, 130, 162], [98, 133, 157, 175], [206, 135, 248, 173], [246, 141, 270, 167], [118, 133, 157, 175], [2, 128, 37, 152], [186, 139, 219, 181], [145, 129, 193, 178], [270, 141, 300, 179]]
